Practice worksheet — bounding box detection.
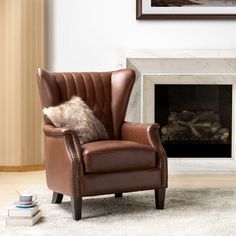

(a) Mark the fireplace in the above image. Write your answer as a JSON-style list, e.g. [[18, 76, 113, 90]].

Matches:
[[122, 51, 236, 172], [155, 85, 232, 158]]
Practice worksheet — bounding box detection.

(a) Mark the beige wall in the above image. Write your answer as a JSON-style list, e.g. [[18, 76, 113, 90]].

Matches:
[[0, 0, 45, 168]]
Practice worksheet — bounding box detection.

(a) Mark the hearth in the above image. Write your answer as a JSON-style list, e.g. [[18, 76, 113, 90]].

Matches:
[[155, 85, 232, 157]]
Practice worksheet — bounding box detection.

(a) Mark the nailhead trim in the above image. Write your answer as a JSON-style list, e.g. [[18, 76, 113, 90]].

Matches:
[[64, 135, 80, 197]]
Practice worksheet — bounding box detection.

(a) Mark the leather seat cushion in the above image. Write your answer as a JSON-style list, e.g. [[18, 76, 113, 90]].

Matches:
[[82, 140, 156, 173]]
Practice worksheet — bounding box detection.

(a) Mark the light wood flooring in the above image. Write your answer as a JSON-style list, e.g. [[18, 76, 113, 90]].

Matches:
[[1, 171, 236, 207]]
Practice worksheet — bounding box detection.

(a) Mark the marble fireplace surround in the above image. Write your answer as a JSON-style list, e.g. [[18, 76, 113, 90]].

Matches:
[[119, 50, 236, 173]]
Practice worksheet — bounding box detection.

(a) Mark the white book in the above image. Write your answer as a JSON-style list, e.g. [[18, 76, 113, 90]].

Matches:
[[8, 205, 39, 217], [6, 210, 42, 226]]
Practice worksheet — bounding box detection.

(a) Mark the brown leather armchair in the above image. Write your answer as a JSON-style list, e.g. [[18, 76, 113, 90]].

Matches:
[[37, 68, 168, 220]]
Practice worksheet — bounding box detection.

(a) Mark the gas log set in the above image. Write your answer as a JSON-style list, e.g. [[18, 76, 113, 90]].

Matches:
[[161, 110, 229, 144]]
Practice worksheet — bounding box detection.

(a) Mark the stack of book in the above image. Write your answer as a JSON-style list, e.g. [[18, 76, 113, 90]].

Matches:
[[6, 203, 42, 226]]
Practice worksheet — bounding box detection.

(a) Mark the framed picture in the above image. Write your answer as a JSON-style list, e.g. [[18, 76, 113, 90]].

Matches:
[[136, 0, 236, 19]]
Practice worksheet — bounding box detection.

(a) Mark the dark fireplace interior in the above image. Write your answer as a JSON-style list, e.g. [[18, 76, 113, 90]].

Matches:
[[155, 85, 232, 158]]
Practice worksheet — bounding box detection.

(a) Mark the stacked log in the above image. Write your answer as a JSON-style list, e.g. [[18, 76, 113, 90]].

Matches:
[[161, 110, 229, 144]]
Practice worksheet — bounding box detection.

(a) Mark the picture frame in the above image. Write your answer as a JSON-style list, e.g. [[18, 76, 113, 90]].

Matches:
[[136, 0, 236, 19]]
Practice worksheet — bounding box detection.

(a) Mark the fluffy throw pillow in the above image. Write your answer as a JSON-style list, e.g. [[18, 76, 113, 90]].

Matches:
[[43, 96, 109, 144]]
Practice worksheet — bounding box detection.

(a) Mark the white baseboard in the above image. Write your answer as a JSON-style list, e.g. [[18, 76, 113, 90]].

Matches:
[[168, 159, 236, 174]]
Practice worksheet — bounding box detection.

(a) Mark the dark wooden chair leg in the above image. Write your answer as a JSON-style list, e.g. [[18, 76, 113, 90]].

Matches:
[[71, 196, 82, 221], [115, 193, 123, 198], [155, 188, 166, 209], [51, 192, 63, 204]]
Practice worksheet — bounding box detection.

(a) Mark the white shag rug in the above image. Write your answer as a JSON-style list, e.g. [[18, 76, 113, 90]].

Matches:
[[1, 187, 236, 236]]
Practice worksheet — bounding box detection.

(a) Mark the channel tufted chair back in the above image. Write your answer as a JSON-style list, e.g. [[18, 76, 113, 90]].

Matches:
[[37, 68, 167, 221], [37, 69, 135, 139]]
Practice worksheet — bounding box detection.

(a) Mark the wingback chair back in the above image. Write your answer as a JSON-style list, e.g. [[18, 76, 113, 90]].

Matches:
[[37, 68, 167, 221], [37, 69, 135, 139]]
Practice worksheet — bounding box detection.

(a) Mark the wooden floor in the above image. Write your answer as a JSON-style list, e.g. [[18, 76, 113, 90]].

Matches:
[[1, 171, 236, 207]]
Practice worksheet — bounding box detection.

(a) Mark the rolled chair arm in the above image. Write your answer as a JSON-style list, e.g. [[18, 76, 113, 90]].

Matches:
[[43, 124, 83, 197], [121, 121, 168, 188], [121, 122, 160, 147], [44, 124, 77, 137]]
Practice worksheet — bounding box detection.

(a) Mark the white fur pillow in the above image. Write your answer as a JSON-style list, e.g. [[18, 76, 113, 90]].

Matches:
[[43, 96, 109, 144]]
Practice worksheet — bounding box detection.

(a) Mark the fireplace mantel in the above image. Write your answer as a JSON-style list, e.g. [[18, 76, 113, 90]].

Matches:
[[118, 49, 236, 173]]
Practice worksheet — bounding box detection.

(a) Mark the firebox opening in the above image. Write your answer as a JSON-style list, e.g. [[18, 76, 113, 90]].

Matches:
[[155, 85, 232, 158]]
